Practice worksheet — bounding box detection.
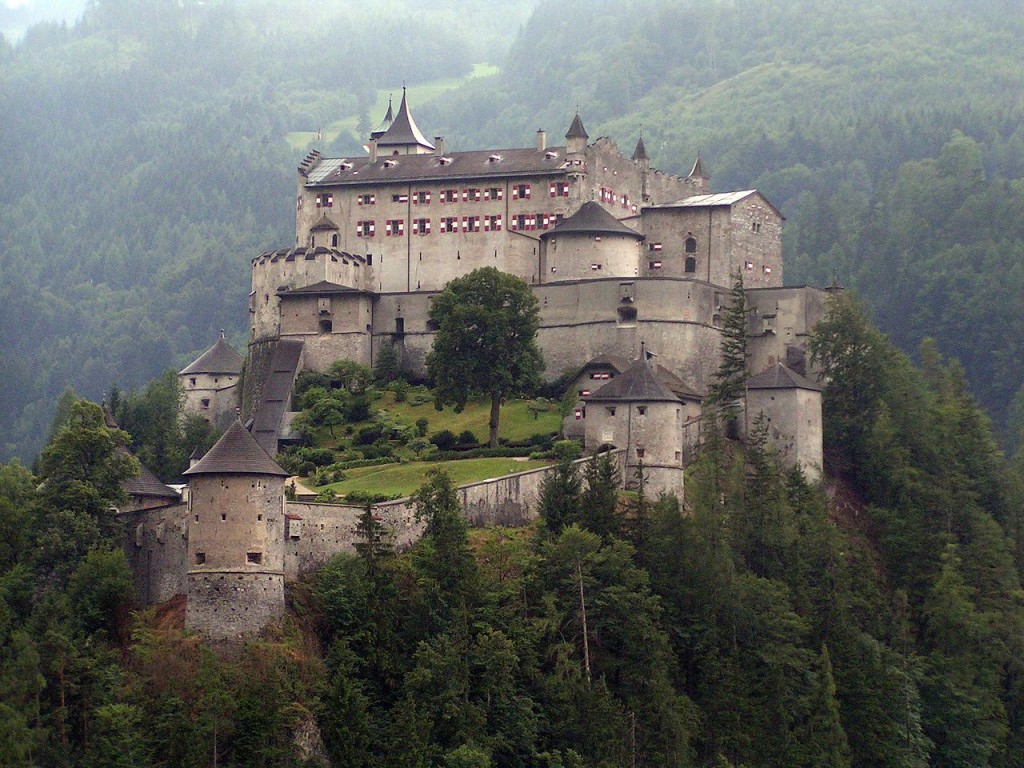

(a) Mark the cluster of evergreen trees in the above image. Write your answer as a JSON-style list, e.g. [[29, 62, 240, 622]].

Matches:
[[2, 291, 1022, 766]]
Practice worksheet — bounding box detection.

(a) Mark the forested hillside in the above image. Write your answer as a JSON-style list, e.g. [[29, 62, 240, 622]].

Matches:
[[0, 0, 533, 461], [2, 295, 1023, 767]]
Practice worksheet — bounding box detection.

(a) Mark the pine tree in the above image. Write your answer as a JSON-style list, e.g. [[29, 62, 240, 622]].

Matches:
[[706, 270, 748, 424], [538, 449, 582, 535]]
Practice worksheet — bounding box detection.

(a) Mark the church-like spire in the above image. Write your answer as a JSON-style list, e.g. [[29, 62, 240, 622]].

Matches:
[[689, 152, 709, 180], [631, 134, 649, 162], [375, 87, 435, 154], [565, 112, 589, 140], [370, 95, 394, 140]]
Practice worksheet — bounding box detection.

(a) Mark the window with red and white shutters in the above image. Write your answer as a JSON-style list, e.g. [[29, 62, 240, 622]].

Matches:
[[484, 215, 502, 232], [356, 220, 375, 237], [462, 216, 481, 233], [386, 219, 404, 236], [440, 189, 458, 203], [441, 217, 458, 233], [463, 188, 481, 202], [316, 193, 334, 208], [511, 183, 531, 200], [484, 187, 503, 201], [357, 194, 375, 206], [550, 181, 570, 197], [414, 191, 431, 204], [412, 218, 431, 235], [391, 193, 409, 203]]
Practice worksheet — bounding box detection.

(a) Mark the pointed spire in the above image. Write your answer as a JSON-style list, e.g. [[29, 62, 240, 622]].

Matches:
[[689, 152, 709, 179], [376, 87, 435, 152], [565, 112, 589, 140], [631, 134, 649, 162], [370, 95, 395, 140]]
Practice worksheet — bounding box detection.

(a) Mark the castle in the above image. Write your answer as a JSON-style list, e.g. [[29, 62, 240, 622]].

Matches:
[[127, 91, 827, 640]]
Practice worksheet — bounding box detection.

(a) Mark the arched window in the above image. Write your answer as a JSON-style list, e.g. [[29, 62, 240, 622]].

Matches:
[[685, 237, 697, 254], [331, 233, 339, 247], [685, 256, 697, 273]]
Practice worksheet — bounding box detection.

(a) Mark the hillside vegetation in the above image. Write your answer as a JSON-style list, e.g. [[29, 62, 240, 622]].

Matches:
[[1, 296, 1023, 766]]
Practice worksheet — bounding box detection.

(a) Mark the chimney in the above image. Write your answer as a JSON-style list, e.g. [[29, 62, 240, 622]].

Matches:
[[434, 136, 445, 156], [369, 138, 378, 163], [536, 129, 547, 151]]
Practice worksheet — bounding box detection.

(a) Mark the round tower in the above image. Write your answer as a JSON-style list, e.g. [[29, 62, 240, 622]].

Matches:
[[540, 201, 644, 281], [183, 420, 290, 641]]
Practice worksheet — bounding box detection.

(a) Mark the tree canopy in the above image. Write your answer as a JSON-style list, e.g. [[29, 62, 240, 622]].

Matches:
[[426, 267, 544, 448]]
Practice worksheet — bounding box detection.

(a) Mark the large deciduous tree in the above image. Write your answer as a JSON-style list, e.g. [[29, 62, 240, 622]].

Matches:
[[426, 267, 543, 448]]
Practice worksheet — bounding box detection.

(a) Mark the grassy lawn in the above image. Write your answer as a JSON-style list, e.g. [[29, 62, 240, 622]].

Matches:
[[286, 63, 499, 150], [376, 392, 562, 443], [317, 457, 552, 497]]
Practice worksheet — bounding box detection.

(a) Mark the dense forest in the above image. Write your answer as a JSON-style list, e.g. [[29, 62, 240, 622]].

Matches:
[[1, 292, 1023, 767]]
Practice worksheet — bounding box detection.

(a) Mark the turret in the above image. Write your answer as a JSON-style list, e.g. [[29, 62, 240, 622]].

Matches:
[[183, 420, 290, 641], [565, 111, 589, 157], [374, 87, 435, 155], [632, 133, 650, 201], [179, 332, 243, 426]]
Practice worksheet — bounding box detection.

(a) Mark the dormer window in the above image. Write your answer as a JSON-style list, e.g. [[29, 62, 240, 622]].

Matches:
[[545, 150, 558, 159], [383, 159, 398, 168], [488, 154, 502, 163]]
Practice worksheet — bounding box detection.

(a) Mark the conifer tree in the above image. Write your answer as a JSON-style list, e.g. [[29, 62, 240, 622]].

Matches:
[[797, 643, 852, 768], [538, 448, 582, 535], [579, 453, 621, 539], [706, 270, 748, 424]]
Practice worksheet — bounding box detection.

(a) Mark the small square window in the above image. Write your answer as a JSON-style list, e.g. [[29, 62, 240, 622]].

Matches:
[[221, 513, 227, 521], [247, 552, 263, 565], [637, 406, 646, 415], [195, 552, 206, 565]]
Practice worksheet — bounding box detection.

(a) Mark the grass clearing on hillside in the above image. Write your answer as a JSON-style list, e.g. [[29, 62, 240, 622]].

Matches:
[[316, 457, 552, 497], [376, 392, 562, 443]]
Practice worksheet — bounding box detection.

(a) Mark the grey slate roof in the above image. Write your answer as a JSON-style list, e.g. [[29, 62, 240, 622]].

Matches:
[[376, 89, 434, 151], [184, 420, 288, 477], [305, 145, 569, 187], [746, 362, 822, 392], [251, 340, 304, 457], [278, 280, 373, 297], [541, 201, 644, 240], [631, 136, 648, 161], [566, 113, 589, 139], [124, 461, 181, 499], [369, 97, 394, 140], [310, 213, 340, 231], [179, 336, 243, 376], [653, 365, 702, 401], [585, 360, 681, 403], [583, 353, 631, 373]]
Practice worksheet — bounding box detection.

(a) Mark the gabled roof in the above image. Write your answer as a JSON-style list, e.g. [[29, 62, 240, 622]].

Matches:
[[310, 213, 339, 231], [375, 88, 434, 151], [541, 201, 644, 240], [183, 420, 289, 477], [179, 335, 243, 376], [631, 136, 648, 162], [305, 146, 569, 187], [585, 360, 681, 403], [251, 339, 305, 457], [653, 190, 758, 208], [566, 112, 589, 140], [277, 280, 373, 297], [653, 364, 702, 401], [746, 362, 822, 392]]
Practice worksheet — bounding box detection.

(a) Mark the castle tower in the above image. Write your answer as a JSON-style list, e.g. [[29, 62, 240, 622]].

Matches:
[[632, 134, 650, 202], [369, 95, 394, 141], [582, 357, 685, 498], [374, 87, 435, 156], [182, 420, 290, 641], [745, 363, 823, 481], [540, 201, 644, 281], [179, 332, 243, 426], [565, 111, 589, 158]]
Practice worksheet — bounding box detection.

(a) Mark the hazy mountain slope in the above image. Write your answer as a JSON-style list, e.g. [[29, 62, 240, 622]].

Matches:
[[0, 0, 534, 461]]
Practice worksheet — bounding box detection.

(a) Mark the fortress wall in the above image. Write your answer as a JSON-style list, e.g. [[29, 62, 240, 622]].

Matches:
[[722, 195, 784, 288], [746, 286, 827, 377], [186, 572, 285, 642], [241, 337, 279, 422], [281, 452, 626, 577], [542, 234, 642, 282], [122, 503, 188, 605]]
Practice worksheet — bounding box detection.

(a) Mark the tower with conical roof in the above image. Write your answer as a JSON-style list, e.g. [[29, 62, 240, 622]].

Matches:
[[582, 356, 686, 497], [539, 201, 644, 281], [183, 420, 290, 640], [373, 87, 435, 155], [179, 331, 243, 427], [565, 111, 589, 158]]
